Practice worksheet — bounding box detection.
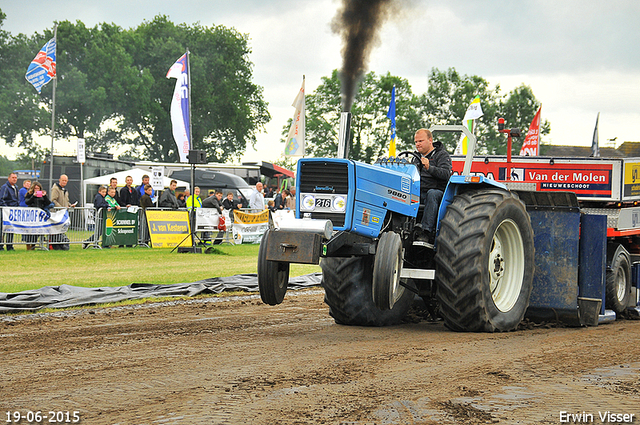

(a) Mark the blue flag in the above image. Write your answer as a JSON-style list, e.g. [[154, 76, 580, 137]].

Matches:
[[25, 38, 57, 93], [387, 85, 396, 156]]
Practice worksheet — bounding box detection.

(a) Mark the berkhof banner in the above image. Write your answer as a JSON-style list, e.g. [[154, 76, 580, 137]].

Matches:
[[2, 208, 69, 234]]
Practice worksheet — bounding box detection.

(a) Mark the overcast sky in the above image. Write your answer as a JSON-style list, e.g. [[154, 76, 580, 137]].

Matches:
[[2, 0, 639, 162]]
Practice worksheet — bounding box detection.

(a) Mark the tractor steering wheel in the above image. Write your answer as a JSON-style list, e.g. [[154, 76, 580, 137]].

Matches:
[[397, 151, 422, 164]]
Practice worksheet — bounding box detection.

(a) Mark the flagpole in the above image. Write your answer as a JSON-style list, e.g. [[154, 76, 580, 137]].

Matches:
[[48, 24, 58, 191]]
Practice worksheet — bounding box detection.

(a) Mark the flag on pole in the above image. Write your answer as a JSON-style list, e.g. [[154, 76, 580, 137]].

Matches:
[[284, 77, 305, 157], [519, 106, 542, 156], [454, 95, 483, 155], [166, 53, 191, 163], [25, 38, 57, 93], [387, 85, 397, 157], [591, 112, 600, 157]]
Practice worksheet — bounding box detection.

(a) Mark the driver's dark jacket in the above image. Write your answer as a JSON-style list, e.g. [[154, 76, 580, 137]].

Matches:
[[411, 141, 452, 192]]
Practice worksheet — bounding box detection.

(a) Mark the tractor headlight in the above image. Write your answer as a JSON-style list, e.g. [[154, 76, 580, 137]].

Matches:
[[332, 196, 346, 212], [301, 195, 315, 211]]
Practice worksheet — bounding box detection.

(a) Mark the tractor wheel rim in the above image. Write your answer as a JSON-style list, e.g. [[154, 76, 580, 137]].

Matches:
[[391, 249, 402, 304], [616, 267, 627, 301], [489, 218, 525, 312]]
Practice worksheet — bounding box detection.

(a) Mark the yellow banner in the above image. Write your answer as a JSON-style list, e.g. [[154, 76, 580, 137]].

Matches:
[[145, 210, 192, 248], [233, 209, 269, 224]]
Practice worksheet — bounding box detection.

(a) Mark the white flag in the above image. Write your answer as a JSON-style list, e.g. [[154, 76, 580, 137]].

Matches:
[[284, 77, 305, 157], [455, 96, 483, 155], [166, 53, 191, 163]]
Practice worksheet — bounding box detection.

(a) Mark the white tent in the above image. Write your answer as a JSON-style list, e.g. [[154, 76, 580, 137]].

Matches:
[[83, 168, 190, 206]]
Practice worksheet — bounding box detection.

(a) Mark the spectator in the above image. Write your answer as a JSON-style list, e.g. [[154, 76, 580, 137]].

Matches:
[[140, 185, 154, 210], [177, 193, 186, 208], [24, 181, 53, 250], [120, 175, 140, 207], [108, 177, 122, 206], [93, 186, 109, 210], [274, 189, 290, 210], [137, 174, 154, 199], [249, 182, 265, 210], [25, 181, 55, 217], [186, 187, 202, 211], [84, 186, 109, 249], [202, 190, 224, 214], [19, 179, 31, 207], [50, 174, 76, 208], [0, 173, 19, 250], [222, 191, 242, 210], [105, 187, 122, 210], [285, 188, 296, 210], [267, 199, 277, 212], [159, 180, 179, 209], [19, 179, 33, 247]]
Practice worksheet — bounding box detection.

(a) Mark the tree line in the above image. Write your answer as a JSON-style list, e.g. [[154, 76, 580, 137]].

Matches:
[[0, 10, 270, 165], [0, 9, 548, 169], [289, 69, 550, 163]]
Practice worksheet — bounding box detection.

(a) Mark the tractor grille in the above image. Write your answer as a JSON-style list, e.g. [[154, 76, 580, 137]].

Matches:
[[299, 161, 349, 193], [298, 161, 349, 228]]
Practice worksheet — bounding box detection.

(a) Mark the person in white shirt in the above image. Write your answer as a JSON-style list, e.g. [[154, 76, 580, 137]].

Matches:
[[249, 182, 265, 210]]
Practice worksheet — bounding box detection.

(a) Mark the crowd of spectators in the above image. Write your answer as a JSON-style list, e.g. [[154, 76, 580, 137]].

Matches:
[[1, 172, 295, 250]]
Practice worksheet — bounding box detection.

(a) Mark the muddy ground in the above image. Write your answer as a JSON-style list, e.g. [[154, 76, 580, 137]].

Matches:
[[1, 290, 639, 425]]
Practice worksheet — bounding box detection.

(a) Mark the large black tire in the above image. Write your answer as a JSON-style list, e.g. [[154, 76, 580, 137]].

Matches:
[[321, 256, 414, 326], [257, 229, 290, 305], [372, 232, 404, 311], [435, 188, 534, 332], [606, 243, 631, 314]]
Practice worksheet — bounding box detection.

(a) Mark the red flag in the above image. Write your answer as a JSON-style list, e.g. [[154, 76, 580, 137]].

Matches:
[[519, 107, 541, 156]]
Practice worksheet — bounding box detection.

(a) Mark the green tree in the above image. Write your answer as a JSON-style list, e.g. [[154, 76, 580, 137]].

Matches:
[[294, 70, 424, 162], [122, 16, 270, 162], [0, 14, 270, 164], [0, 154, 13, 176], [419, 67, 502, 154], [0, 10, 49, 149]]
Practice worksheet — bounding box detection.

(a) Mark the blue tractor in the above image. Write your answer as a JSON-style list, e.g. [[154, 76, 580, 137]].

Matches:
[[257, 124, 548, 332]]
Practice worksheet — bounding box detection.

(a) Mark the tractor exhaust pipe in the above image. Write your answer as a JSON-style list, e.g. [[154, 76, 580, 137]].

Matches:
[[337, 111, 351, 159]]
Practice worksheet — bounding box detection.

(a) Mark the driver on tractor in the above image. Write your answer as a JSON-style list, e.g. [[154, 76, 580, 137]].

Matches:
[[412, 128, 452, 245]]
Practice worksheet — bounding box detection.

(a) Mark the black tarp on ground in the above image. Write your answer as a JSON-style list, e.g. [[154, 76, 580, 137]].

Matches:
[[0, 273, 322, 313]]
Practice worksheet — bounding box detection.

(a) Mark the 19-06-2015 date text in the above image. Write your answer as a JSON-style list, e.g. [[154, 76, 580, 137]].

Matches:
[[5, 411, 80, 423]]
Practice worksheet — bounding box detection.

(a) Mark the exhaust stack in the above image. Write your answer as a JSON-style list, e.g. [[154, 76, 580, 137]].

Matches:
[[337, 111, 351, 159]]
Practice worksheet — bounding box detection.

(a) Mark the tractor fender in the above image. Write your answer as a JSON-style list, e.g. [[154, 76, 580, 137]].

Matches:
[[436, 175, 507, 235]]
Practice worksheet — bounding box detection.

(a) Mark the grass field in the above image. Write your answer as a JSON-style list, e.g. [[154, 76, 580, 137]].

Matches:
[[0, 243, 321, 294]]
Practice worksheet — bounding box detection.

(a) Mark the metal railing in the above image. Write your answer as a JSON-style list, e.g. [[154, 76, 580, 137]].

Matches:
[[0, 206, 245, 250]]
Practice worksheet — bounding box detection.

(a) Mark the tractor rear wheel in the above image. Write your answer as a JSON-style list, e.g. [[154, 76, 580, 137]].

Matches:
[[606, 243, 631, 314], [321, 256, 414, 326], [258, 229, 290, 305], [435, 188, 534, 332]]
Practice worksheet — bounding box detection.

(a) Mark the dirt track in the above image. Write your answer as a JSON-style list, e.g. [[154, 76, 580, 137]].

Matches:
[[1, 290, 639, 425]]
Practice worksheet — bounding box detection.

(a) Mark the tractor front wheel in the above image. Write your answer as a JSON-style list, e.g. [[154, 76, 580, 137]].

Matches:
[[258, 229, 290, 305], [321, 256, 414, 326], [372, 231, 405, 311]]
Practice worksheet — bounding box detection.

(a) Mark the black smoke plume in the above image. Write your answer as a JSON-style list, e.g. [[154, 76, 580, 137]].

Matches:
[[332, 0, 393, 112]]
